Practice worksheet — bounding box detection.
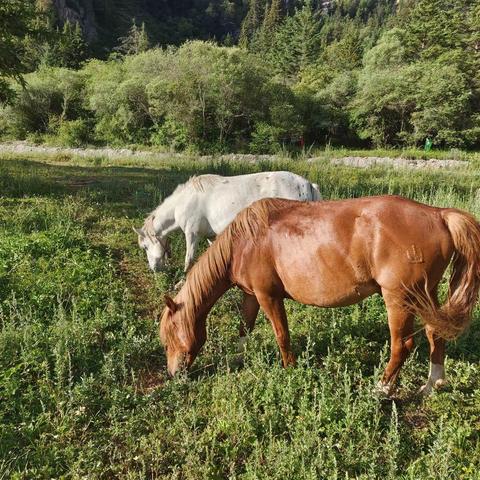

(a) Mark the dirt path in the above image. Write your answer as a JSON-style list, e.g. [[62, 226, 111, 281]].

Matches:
[[0, 141, 469, 169], [327, 156, 467, 169]]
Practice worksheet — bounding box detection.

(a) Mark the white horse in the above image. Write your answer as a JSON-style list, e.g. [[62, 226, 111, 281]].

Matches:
[[134, 171, 321, 273]]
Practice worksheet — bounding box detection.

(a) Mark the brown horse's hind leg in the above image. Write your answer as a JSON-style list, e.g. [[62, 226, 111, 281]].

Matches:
[[257, 294, 296, 367], [378, 289, 415, 395], [419, 325, 446, 395], [237, 293, 260, 351]]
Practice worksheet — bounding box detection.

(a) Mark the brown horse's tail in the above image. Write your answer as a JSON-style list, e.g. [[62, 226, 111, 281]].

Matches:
[[412, 209, 480, 340]]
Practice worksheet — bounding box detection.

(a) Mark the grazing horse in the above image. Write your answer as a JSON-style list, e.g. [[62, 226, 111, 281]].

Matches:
[[160, 196, 480, 395], [134, 171, 321, 273]]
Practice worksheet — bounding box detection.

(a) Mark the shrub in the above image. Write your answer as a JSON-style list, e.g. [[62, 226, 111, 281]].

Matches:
[[57, 119, 91, 147], [249, 122, 282, 153], [0, 68, 85, 139], [150, 118, 188, 151], [1, 43, 307, 152], [147, 41, 294, 152]]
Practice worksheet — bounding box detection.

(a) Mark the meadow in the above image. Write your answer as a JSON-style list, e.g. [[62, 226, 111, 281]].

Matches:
[[1, 152, 480, 479]]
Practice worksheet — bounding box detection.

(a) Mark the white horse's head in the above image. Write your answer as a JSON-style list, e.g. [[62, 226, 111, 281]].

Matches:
[[134, 227, 170, 272]]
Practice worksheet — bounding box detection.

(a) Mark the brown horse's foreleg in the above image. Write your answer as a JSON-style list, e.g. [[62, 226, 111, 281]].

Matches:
[[419, 325, 446, 395], [379, 290, 415, 395], [257, 294, 296, 367], [237, 293, 260, 350]]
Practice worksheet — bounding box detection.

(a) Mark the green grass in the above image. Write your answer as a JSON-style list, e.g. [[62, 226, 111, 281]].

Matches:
[[1, 154, 480, 479]]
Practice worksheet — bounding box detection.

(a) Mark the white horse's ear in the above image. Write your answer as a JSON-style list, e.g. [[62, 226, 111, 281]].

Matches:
[[133, 227, 145, 238], [164, 295, 178, 313]]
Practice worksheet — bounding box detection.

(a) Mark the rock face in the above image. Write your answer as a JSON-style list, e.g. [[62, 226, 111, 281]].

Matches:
[[48, 0, 247, 49], [53, 0, 97, 41]]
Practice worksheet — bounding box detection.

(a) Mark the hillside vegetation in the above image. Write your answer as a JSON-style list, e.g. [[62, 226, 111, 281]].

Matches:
[[1, 0, 480, 152], [1, 153, 480, 478]]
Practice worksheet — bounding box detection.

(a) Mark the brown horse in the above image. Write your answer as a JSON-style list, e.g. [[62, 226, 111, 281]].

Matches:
[[160, 196, 480, 395]]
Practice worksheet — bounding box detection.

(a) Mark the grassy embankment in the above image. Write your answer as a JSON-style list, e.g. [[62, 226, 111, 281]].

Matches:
[[1, 152, 479, 479]]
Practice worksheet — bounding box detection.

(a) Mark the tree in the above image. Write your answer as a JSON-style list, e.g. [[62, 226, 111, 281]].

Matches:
[[56, 21, 87, 68], [350, 29, 417, 146], [0, 0, 35, 102], [239, 0, 264, 47], [264, 0, 284, 32], [399, 0, 468, 60], [146, 41, 298, 151], [351, 24, 480, 148], [115, 20, 151, 56], [38, 21, 87, 69], [410, 58, 475, 147], [2, 67, 86, 138], [263, 0, 322, 81]]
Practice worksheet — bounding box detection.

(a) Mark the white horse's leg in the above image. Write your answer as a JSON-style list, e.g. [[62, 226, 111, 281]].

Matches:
[[184, 229, 199, 273], [174, 229, 199, 289]]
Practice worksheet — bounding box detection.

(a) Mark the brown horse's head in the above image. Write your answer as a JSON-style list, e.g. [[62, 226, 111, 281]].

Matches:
[[159, 295, 206, 376]]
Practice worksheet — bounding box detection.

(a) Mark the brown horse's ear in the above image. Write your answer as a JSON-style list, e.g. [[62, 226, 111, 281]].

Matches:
[[164, 295, 178, 313], [133, 227, 145, 238]]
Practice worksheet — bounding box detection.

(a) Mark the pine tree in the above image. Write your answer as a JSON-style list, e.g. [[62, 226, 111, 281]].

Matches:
[[116, 20, 151, 56], [223, 32, 234, 46], [399, 0, 471, 61], [56, 21, 87, 68], [239, 0, 263, 48], [267, 0, 322, 79], [264, 0, 283, 32]]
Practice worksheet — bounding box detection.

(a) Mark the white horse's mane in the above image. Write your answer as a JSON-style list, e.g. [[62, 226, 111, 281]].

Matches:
[[174, 174, 223, 193], [142, 213, 156, 236], [191, 174, 224, 192]]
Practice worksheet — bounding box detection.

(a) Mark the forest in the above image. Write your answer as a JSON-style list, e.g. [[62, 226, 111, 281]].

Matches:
[[1, 0, 479, 153]]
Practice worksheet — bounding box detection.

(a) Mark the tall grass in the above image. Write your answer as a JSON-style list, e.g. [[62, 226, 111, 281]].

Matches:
[[1, 154, 479, 479]]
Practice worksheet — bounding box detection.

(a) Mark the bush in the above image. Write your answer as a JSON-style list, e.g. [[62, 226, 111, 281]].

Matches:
[[249, 122, 282, 153], [0, 68, 85, 139], [0, 43, 308, 151], [57, 119, 91, 147], [150, 118, 188, 151], [147, 41, 296, 152]]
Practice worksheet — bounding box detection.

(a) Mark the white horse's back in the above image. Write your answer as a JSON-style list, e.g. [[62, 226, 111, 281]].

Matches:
[[194, 171, 320, 234]]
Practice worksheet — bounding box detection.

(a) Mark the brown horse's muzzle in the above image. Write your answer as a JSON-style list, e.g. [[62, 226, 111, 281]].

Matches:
[[167, 351, 195, 377]]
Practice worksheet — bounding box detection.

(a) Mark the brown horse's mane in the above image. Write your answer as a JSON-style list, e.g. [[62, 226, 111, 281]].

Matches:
[[161, 198, 290, 346]]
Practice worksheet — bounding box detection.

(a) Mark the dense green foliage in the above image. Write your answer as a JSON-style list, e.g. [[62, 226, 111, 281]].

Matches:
[[1, 42, 300, 152], [1, 0, 479, 151], [0, 0, 37, 102], [1, 153, 480, 478]]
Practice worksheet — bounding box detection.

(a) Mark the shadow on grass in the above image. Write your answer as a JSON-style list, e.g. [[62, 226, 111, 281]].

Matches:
[[0, 158, 260, 217]]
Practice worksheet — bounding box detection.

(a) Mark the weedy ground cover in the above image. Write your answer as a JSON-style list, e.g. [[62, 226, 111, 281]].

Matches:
[[0, 154, 479, 479]]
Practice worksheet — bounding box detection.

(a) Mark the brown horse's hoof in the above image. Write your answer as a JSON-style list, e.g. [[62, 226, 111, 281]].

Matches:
[[236, 336, 248, 353], [375, 381, 395, 398], [419, 378, 447, 396], [283, 352, 297, 368]]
